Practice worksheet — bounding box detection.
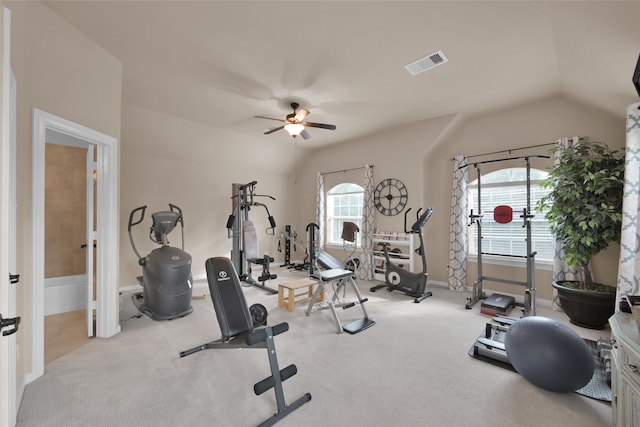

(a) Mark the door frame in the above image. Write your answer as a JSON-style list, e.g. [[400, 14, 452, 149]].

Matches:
[[29, 109, 120, 382]]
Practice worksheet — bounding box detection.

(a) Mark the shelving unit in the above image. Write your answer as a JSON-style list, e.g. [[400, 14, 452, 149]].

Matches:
[[372, 232, 414, 281]]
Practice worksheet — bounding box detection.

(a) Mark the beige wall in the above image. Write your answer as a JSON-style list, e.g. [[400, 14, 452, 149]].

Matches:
[[2, 0, 630, 415], [44, 144, 87, 278], [6, 0, 122, 398], [297, 96, 626, 302], [118, 104, 306, 285]]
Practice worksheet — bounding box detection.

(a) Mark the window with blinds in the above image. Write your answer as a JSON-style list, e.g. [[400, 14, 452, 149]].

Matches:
[[326, 183, 364, 246], [467, 168, 554, 262]]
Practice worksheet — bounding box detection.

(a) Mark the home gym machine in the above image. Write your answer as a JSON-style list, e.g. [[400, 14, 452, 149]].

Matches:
[[180, 257, 311, 427], [278, 225, 309, 271], [464, 155, 549, 317], [370, 207, 434, 303], [127, 204, 193, 320], [226, 181, 278, 294]]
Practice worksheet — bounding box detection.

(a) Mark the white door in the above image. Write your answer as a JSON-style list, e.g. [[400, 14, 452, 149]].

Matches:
[[0, 8, 19, 427], [86, 145, 96, 337], [1, 7, 18, 426]]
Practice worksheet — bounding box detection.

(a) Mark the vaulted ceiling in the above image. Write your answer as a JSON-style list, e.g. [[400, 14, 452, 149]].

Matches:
[[43, 1, 640, 149]]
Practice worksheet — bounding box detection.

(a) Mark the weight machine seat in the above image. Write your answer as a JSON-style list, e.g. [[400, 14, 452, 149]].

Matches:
[[242, 220, 277, 292], [180, 257, 311, 426], [249, 255, 275, 265], [243, 220, 261, 260]]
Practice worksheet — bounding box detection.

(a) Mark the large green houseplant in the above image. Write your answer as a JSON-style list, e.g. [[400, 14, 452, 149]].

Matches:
[[537, 139, 624, 329]]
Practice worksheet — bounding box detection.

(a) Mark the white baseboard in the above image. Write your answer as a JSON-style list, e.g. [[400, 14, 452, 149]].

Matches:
[[428, 280, 448, 288], [44, 275, 87, 315], [119, 284, 142, 293], [119, 272, 207, 292]]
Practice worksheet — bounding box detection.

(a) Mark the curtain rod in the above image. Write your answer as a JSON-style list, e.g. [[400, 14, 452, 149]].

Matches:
[[321, 165, 374, 176], [450, 141, 559, 161], [457, 154, 551, 169]]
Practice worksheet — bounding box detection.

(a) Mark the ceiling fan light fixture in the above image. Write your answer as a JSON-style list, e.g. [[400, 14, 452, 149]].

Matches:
[[285, 123, 305, 137]]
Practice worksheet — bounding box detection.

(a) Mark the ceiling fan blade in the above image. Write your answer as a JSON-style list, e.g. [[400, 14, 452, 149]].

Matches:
[[300, 129, 311, 140], [294, 108, 310, 122], [254, 115, 285, 123], [304, 121, 336, 131], [264, 125, 285, 135]]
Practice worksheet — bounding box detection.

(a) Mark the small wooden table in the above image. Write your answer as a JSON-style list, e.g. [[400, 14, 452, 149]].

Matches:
[[278, 278, 323, 312]]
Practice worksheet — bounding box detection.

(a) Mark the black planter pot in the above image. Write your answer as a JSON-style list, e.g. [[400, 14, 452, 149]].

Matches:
[[552, 280, 616, 330]]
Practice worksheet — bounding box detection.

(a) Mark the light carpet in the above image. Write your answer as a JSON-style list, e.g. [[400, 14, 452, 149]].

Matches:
[[17, 267, 612, 427]]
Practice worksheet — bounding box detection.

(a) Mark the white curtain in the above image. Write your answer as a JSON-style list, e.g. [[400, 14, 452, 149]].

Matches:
[[616, 102, 640, 306], [315, 172, 325, 251], [551, 137, 582, 310], [358, 164, 375, 280], [448, 155, 468, 291]]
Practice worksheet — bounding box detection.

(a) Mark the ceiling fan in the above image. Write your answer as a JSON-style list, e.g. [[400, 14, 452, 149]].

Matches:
[[254, 102, 336, 140]]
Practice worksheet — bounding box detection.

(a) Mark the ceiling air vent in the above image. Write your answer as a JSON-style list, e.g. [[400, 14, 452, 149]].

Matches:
[[405, 50, 448, 76]]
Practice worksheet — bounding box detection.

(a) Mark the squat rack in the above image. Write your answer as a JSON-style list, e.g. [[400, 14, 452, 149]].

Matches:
[[462, 154, 549, 316]]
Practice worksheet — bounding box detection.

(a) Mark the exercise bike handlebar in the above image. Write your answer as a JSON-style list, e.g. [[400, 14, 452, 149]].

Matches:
[[169, 203, 184, 226], [128, 205, 147, 231], [412, 206, 434, 232], [169, 203, 186, 250], [127, 205, 147, 259]]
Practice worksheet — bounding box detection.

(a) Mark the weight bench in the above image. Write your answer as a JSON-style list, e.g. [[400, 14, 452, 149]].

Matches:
[[306, 251, 375, 334], [180, 257, 311, 427]]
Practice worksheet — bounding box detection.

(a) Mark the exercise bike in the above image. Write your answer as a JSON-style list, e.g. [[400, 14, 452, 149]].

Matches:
[[370, 206, 434, 303], [128, 204, 193, 320]]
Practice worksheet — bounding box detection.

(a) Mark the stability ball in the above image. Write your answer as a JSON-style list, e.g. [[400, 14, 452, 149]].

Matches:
[[504, 316, 594, 393]]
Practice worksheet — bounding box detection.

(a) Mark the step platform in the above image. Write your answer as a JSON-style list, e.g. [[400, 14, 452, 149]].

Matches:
[[480, 293, 516, 316]]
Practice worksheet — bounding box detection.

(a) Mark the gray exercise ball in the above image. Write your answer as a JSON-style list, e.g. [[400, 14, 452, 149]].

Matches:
[[504, 316, 594, 393]]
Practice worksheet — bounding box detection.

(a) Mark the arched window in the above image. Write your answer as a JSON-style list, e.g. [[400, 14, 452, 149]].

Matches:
[[326, 183, 364, 246], [467, 168, 554, 263]]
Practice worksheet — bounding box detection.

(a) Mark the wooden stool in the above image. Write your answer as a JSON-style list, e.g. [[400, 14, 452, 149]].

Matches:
[[278, 278, 323, 312]]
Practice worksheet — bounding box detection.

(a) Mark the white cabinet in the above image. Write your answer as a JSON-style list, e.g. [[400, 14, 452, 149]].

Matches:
[[609, 311, 640, 426], [372, 232, 414, 281]]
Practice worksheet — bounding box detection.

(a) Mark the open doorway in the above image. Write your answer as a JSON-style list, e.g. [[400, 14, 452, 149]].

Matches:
[[29, 109, 120, 383], [43, 136, 95, 364]]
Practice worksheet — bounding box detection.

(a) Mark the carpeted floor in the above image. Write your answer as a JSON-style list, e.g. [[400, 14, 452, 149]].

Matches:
[[17, 267, 612, 427]]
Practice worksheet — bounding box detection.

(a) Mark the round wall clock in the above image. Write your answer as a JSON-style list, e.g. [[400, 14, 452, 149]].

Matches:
[[374, 178, 408, 216]]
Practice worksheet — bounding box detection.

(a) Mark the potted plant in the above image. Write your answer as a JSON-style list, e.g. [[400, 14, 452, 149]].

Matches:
[[537, 139, 624, 329]]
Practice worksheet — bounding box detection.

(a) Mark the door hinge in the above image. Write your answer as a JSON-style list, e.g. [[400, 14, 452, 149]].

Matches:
[[0, 313, 20, 336]]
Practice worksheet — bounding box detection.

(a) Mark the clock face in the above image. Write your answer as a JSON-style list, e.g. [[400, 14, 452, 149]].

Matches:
[[374, 178, 408, 216]]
